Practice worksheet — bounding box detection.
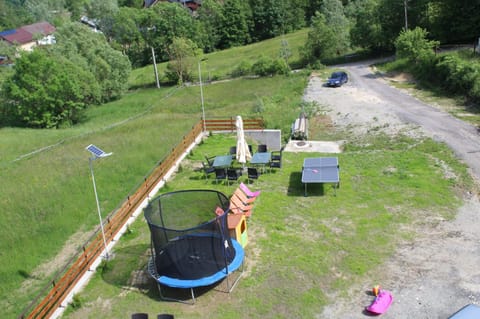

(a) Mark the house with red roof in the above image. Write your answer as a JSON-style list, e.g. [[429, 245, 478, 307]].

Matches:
[[0, 21, 56, 51]]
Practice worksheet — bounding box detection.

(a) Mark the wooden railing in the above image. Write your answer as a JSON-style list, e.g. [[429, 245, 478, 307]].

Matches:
[[19, 117, 263, 319], [204, 117, 264, 132]]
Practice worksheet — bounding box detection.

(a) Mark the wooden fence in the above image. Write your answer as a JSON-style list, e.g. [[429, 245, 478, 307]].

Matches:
[[204, 117, 264, 132], [20, 117, 263, 319]]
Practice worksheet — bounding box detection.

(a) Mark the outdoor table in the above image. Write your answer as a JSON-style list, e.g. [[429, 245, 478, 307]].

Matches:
[[301, 157, 339, 196], [250, 152, 271, 173], [213, 154, 233, 168]]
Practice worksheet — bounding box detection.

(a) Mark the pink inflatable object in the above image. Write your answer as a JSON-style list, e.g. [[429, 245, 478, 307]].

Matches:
[[240, 182, 261, 198], [366, 290, 393, 315]]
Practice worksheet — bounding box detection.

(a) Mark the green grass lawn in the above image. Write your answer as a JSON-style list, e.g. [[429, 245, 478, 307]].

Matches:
[[61, 126, 472, 318]]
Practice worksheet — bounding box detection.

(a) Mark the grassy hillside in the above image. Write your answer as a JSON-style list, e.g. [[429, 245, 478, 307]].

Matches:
[[128, 29, 309, 88], [1, 30, 310, 318]]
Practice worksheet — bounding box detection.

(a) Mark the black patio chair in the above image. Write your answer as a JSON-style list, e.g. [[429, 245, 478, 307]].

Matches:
[[229, 146, 237, 159], [271, 149, 283, 161], [215, 168, 227, 184], [131, 313, 148, 319], [247, 167, 260, 184], [269, 159, 282, 169], [202, 161, 215, 179], [227, 168, 242, 185], [269, 150, 282, 170], [157, 314, 174, 319], [257, 144, 268, 153], [205, 155, 215, 167], [248, 144, 253, 154]]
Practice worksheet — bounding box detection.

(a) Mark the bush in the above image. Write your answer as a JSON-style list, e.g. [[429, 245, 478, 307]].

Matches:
[[251, 56, 272, 76], [251, 56, 290, 76], [231, 60, 253, 77], [394, 27, 439, 65], [433, 54, 480, 103]]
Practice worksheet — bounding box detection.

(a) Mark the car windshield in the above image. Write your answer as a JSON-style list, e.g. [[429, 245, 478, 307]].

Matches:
[[331, 72, 343, 78]]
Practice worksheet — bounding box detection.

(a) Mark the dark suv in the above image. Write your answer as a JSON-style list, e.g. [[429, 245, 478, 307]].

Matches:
[[327, 71, 348, 87]]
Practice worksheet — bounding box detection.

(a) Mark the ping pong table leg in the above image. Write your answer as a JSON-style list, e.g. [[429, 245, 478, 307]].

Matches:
[[304, 183, 307, 197]]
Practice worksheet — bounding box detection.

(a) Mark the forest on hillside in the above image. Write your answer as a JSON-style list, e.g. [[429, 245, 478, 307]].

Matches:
[[1, 0, 479, 128], [1, 0, 478, 66]]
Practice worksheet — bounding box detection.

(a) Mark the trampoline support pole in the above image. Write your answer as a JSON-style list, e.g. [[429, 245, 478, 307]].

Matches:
[[221, 260, 244, 294], [157, 282, 196, 305]]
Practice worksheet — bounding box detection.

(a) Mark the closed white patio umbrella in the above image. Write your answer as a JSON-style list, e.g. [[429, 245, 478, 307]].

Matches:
[[236, 115, 251, 166]]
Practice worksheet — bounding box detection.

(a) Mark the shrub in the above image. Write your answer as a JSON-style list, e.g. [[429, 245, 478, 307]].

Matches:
[[231, 60, 253, 77], [251, 56, 290, 76], [433, 54, 480, 103], [394, 27, 439, 65], [252, 56, 273, 76]]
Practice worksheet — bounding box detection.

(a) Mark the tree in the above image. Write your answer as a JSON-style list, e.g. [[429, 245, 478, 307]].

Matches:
[[197, 0, 225, 52], [301, 12, 337, 64], [218, 0, 252, 49], [279, 39, 292, 65], [321, 0, 350, 54], [53, 22, 131, 102], [249, 0, 285, 41], [86, 0, 119, 37], [1, 49, 100, 128], [377, 0, 408, 50], [24, 0, 59, 23], [164, 37, 200, 85], [346, 0, 384, 51], [426, 0, 480, 44], [305, 0, 324, 24], [141, 3, 203, 62], [109, 7, 144, 63], [65, 0, 89, 21], [0, 0, 33, 30], [394, 27, 439, 64], [0, 39, 17, 63], [282, 0, 307, 33]]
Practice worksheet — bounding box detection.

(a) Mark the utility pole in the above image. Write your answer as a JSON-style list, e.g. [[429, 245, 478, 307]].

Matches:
[[151, 47, 160, 89], [404, 0, 408, 30]]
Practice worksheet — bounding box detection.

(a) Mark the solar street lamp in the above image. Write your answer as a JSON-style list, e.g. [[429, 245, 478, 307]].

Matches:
[[85, 144, 113, 260]]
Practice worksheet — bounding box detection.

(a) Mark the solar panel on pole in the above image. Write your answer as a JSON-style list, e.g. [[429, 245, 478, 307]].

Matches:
[[86, 144, 112, 158]]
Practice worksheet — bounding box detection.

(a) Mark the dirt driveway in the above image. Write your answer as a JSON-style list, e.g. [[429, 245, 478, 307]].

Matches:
[[303, 61, 480, 319]]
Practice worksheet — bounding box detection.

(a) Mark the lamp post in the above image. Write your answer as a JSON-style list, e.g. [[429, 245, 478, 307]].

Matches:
[[198, 58, 207, 132], [85, 144, 113, 260]]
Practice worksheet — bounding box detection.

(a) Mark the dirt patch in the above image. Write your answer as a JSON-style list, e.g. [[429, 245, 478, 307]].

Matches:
[[375, 69, 417, 84], [18, 229, 92, 291]]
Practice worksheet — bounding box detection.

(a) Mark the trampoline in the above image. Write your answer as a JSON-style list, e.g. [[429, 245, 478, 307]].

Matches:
[[144, 189, 244, 303]]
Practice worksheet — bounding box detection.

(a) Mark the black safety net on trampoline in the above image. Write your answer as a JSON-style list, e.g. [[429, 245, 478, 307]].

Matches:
[[144, 190, 235, 280]]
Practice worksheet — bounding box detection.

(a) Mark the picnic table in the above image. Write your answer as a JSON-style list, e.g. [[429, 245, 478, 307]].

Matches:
[[213, 155, 233, 168], [250, 152, 271, 173]]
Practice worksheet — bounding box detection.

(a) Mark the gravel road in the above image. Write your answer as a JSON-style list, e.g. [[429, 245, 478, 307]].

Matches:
[[303, 61, 480, 319]]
